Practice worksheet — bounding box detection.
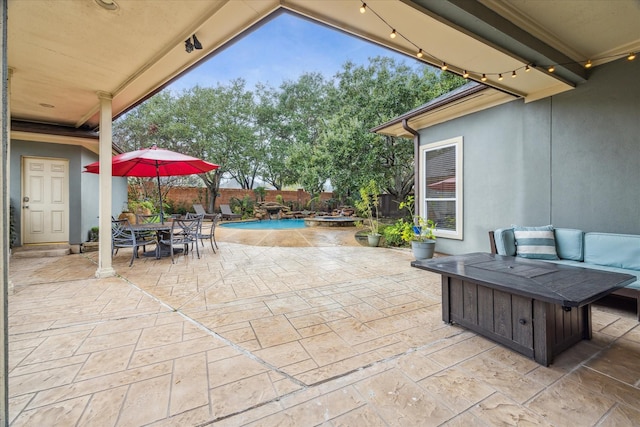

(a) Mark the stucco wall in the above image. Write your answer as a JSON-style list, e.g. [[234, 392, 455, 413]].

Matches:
[[10, 140, 127, 245], [419, 57, 640, 255]]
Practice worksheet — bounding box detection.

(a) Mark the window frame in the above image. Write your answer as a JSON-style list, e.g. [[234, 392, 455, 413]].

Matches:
[[419, 136, 463, 240]]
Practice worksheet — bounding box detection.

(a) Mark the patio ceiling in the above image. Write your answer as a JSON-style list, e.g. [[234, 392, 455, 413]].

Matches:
[[8, 0, 640, 135]]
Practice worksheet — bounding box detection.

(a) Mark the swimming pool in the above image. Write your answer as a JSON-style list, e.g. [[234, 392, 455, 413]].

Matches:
[[220, 219, 306, 230]]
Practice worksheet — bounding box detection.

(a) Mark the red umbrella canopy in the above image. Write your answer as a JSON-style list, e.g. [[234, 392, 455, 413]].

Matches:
[[83, 145, 219, 177]]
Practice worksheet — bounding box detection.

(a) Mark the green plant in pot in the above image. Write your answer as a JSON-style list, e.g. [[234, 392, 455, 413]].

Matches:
[[399, 196, 436, 260], [355, 179, 381, 247]]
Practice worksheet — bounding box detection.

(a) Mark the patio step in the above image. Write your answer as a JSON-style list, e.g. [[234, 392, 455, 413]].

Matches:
[[11, 243, 71, 258]]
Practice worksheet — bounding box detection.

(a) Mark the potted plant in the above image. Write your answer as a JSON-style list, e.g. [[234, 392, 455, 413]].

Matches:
[[399, 196, 436, 260], [355, 179, 381, 247]]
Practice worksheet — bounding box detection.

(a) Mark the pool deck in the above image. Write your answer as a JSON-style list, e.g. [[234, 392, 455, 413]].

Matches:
[[7, 227, 640, 426]]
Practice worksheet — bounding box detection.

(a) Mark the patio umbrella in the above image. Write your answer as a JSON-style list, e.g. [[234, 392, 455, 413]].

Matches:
[[84, 145, 219, 223], [427, 177, 456, 192]]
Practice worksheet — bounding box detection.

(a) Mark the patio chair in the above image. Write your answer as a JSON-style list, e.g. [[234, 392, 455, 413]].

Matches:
[[187, 212, 219, 253], [220, 204, 241, 220], [111, 218, 158, 266], [134, 213, 160, 252], [159, 217, 201, 263]]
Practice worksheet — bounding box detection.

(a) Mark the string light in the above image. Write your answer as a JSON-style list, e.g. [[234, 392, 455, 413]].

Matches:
[[356, 2, 636, 85]]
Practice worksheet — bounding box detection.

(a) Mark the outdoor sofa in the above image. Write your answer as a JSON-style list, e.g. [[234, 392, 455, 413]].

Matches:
[[490, 226, 640, 320]]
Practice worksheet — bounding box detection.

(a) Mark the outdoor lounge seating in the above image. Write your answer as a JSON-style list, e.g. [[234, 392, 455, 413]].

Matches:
[[220, 204, 241, 220], [192, 203, 217, 220], [111, 218, 158, 266], [489, 226, 640, 320]]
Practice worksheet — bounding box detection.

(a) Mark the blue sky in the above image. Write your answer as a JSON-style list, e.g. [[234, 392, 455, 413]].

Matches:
[[168, 12, 415, 92]]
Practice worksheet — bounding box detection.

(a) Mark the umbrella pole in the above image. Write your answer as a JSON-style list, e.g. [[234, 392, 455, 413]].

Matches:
[[156, 163, 164, 224]]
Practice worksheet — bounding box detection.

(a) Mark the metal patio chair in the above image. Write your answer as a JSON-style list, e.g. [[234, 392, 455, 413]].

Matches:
[[111, 218, 158, 266]]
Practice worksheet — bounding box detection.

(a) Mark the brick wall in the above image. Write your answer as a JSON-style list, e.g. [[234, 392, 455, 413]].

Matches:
[[162, 187, 334, 213]]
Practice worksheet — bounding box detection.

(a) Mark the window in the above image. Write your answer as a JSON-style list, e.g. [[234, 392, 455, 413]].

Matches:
[[420, 136, 463, 239]]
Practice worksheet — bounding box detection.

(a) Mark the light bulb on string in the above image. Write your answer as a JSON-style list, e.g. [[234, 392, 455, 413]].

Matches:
[[359, 2, 366, 13], [390, 29, 396, 39]]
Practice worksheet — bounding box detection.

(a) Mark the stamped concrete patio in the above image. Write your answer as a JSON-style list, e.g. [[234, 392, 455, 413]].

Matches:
[[7, 226, 640, 426]]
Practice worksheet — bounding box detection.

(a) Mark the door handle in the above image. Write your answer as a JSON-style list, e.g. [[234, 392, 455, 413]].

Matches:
[[23, 205, 29, 209]]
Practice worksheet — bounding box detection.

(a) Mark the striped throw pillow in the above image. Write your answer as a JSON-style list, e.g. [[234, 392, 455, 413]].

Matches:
[[512, 225, 559, 260]]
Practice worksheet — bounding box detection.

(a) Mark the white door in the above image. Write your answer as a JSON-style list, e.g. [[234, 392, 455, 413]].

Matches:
[[22, 157, 69, 244]]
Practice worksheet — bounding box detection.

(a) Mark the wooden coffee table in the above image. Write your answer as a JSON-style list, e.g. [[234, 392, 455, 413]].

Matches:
[[412, 253, 635, 365]]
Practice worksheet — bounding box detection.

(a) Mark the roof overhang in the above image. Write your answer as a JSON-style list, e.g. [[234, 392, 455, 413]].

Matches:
[[8, 0, 640, 132], [372, 83, 516, 138]]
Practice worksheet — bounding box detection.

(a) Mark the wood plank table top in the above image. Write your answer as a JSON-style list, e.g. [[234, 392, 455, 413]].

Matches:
[[412, 252, 635, 308]]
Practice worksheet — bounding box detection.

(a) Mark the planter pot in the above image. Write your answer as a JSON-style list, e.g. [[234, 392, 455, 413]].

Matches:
[[411, 240, 435, 260], [367, 234, 381, 247], [118, 211, 136, 224]]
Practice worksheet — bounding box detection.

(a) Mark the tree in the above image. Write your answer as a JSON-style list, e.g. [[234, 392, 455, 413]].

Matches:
[[321, 57, 466, 203], [275, 73, 334, 196]]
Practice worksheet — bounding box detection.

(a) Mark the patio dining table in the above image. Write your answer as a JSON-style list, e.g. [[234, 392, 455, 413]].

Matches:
[[129, 222, 177, 257]]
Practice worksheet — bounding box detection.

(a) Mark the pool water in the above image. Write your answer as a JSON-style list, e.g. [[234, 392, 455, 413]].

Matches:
[[220, 219, 306, 230]]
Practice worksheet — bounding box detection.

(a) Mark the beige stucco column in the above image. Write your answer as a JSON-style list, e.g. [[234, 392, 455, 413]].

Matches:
[[1, 1, 10, 423], [95, 91, 116, 278]]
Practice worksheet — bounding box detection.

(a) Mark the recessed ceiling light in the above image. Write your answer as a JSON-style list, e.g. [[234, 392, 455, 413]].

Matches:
[[39, 103, 55, 108], [95, 0, 118, 11]]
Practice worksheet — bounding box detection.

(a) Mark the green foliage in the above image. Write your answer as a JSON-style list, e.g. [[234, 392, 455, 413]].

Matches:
[[397, 195, 436, 242], [382, 220, 409, 247], [254, 186, 267, 202], [275, 194, 284, 205], [230, 196, 254, 218], [321, 58, 466, 202], [88, 226, 99, 242], [355, 179, 381, 235], [401, 216, 436, 242], [113, 56, 467, 207], [128, 199, 156, 213], [164, 200, 189, 215]]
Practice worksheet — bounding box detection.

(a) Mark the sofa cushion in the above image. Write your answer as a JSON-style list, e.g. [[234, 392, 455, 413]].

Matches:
[[584, 232, 640, 270], [512, 225, 559, 260], [493, 228, 516, 256], [554, 228, 584, 261]]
